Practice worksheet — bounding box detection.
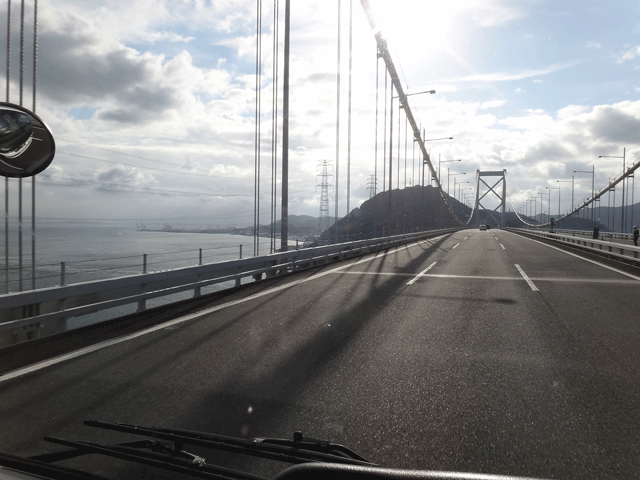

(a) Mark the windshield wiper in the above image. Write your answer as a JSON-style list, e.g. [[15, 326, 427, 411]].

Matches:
[[27, 419, 375, 480], [38, 436, 262, 480], [80, 420, 375, 466]]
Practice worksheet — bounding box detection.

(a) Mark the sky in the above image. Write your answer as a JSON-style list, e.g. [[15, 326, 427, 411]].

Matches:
[[1, 0, 640, 226]]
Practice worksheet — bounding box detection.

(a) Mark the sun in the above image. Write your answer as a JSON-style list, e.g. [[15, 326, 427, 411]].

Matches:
[[365, 0, 462, 61]]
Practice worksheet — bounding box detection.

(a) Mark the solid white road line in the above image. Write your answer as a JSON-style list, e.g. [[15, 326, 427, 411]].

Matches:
[[511, 232, 640, 281], [335, 271, 639, 285], [407, 261, 438, 285], [0, 234, 451, 382], [515, 264, 539, 291]]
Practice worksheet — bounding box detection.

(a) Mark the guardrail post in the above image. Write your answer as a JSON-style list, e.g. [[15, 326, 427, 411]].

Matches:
[[2, 230, 471, 345], [55, 298, 67, 335], [143, 254, 147, 274], [137, 285, 146, 311], [199, 248, 203, 265], [239, 245, 243, 259]]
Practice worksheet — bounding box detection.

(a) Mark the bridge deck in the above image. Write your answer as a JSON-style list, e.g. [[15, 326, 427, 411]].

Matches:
[[1, 229, 640, 479]]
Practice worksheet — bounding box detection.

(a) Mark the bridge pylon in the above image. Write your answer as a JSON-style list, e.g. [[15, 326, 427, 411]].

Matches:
[[475, 169, 507, 226]]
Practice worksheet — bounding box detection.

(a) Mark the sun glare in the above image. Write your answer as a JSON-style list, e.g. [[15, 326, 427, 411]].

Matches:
[[367, 0, 462, 60]]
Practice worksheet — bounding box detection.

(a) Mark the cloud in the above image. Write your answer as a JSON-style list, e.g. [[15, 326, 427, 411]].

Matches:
[[29, 5, 242, 128], [462, 0, 533, 28], [480, 100, 507, 109], [95, 164, 157, 191], [589, 105, 640, 144], [618, 45, 640, 63], [444, 62, 578, 83], [140, 31, 196, 44], [586, 41, 602, 50], [1, 0, 638, 224]]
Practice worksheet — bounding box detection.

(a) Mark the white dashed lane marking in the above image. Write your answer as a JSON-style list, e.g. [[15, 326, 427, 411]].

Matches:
[[515, 264, 539, 291], [407, 261, 438, 285]]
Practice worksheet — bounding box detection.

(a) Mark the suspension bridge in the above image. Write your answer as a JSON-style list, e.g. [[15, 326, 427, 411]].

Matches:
[[2, 1, 640, 479]]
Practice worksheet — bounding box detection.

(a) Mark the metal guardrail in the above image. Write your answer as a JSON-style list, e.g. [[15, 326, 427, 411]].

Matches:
[[0, 228, 460, 345], [509, 228, 640, 265], [553, 228, 635, 242]]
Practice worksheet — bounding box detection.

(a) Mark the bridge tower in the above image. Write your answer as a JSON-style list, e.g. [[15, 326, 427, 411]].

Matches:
[[317, 160, 334, 234], [475, 169, 507, 226]]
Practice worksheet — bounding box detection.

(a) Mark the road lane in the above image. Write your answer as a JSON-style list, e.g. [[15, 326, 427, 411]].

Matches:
[[1, 229, 640, 479], [382, 228, 640, 477]]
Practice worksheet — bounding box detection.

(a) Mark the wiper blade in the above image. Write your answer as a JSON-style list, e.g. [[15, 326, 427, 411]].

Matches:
[[252, 431, 372, 464], [84, 419, 376, 467], [43, 436, 265, 480]]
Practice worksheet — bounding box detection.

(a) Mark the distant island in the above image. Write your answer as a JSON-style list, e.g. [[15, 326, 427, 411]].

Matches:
[[138, 186, 611, 247], [137, 214, 337, 241]]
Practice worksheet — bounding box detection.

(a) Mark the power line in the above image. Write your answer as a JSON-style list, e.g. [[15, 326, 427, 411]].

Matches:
[[59, 140, 231, 174], [37, 174, 251, 198], [58, 152, 251, 180], [23, 206, 276, 223]]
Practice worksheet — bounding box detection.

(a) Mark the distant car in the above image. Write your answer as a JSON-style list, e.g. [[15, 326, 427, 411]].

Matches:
[[479, 225, 486, 231], [486, 225, 491, 230]]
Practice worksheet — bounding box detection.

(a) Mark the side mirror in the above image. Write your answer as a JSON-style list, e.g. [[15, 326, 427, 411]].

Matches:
[[0, 102, 55, 177]]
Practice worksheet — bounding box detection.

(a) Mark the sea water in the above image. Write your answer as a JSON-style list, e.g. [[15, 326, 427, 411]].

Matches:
[[1, 219, 278, 330]]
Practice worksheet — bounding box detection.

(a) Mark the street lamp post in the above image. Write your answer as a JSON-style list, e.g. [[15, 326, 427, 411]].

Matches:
[[538, 192, 545, 223], [439, 157, 461, 189], [456, 181, 469, 202], [599, 149, 625, 231], [571, 175, 574, 218], [557, 180, 572, 219], [391, 90, 436, 192], [421, 137, 453, 186], [449, 172, 466, 197], [547, 186, 560, 221], [417, 136, 453, 187], [574, 165, 595, 225], [531, 197, 538, 222], [462, 188, 474, 208], [529, 199, 535, 219]]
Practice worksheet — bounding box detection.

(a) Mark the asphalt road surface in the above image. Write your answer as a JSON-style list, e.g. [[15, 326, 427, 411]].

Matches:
[[2, 228, 640, 480]]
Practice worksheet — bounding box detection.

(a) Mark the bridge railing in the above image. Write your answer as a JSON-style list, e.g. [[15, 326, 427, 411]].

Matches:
[[0, 228, 460, 346], [524, 227, 635, 243], [509, 228, 640, 266], [553, 228, 635, 243]]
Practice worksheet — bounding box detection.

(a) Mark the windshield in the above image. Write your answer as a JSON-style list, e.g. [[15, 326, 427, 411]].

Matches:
[[1, 1, 640, 479]]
